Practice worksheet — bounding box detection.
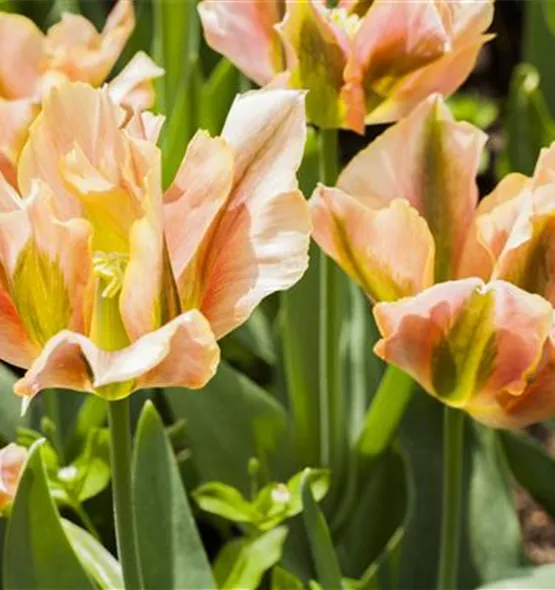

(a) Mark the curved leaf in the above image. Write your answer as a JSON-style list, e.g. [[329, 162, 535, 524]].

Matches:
[[3, 442, 95, 590], [133, 402, 215, 590]]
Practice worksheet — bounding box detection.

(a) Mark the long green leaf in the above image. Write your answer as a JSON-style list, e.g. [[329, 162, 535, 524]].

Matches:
[[301, 470, 345, 589], [133, 402, 215, 590], [62, 519, 123, 590], [478, 565, 555, 589], [166, 361, 293, 494], [3, 442, 95, 589]]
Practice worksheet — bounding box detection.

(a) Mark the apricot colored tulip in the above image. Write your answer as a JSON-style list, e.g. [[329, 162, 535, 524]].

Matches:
[[0, 82, 310, 403], [0, 444, 27, 511], [198, 0, 493, 132], [311, 95, 555, 428], [0, 0, 162, 186]]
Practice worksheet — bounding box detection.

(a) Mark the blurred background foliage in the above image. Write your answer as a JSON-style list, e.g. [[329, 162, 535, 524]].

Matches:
[[3, 1, 555, 589]]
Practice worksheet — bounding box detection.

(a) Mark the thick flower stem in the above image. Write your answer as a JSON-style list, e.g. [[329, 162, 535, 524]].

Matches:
[[108, 399, 143, 590], [437, 407, 464, 590], [319, 128, 340, 467]]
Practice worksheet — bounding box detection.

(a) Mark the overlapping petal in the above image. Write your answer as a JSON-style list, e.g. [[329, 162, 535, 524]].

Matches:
[[14, 311, 220, 402], [0, 444, 27, 512], [198, 0, 284, 86], [165, 88, 310, 338], [313, 96, 486, 299], [310, 186, 434, 301], [374, 279, 554, 428]]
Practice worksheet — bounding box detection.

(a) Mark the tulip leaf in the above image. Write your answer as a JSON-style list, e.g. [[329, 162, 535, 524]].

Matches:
[[193, 482, 258, 524], [501, 63, 555, 176], [301, 470, 345, 590], [166, 361, 293, 494], [499, 429, 555, 520], [477, 565, 555, 589], [0, 363, 27, 442], [65, 395, 107, 461], [3, 441, 95, 590], [271, 566, 306, 589], [214, 527, 289, 590], [133, 402, 215, 590], [200, 58, 241, 135], [62, 519, 123, 590]]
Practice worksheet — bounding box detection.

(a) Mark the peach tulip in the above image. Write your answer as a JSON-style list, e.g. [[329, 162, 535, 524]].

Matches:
[[0, 444, 27, 511], [0, 81, 309, 404], [311, 95, 555, 428], [0, 0, 162, 186], [198, 0, 493, 132]]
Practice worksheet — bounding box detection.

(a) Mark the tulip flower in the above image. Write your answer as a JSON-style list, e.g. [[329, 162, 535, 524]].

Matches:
[[198, 0, 493, 132], [0, 81, 309, 404], [0, 444, 27, 512], [0, 0, 162, 186], [310, 94, 555, 428]]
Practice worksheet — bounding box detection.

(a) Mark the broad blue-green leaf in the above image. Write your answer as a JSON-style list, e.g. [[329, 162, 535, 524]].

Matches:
[[478, 565, 555, 589], [468, 426, 524, 584], [214, 527, 288, 590], [0, 363, 27, 442], [133, 402, 215, 590], [301, 470, 345, 589], [3, 442, 95, 590], [166, 361, 293, 494], [501, 63, 555, 175], [62, 519, 122, 590], [500, 429, 555, 521]]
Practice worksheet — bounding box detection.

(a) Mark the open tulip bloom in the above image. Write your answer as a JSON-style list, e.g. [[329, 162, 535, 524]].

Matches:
[[0, 82, 310, 405], [311, 94, 555, 429], [0, 0, 162, 187], [198, 0, 493, 132]]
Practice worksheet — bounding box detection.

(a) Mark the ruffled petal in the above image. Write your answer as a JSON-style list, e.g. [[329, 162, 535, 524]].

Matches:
[[339, 95, 486, 281], [310, 186, 434, 301], [198, 0, 283, 86], [0, 444, 28, 512], [277, 0, 364, 131], [14, 310, 219, 401], [374, 280, 553, 417], [175, 88, 310, 338], [0, 13, 43, 99], [108, 51, 164, 111], [458, 173, 530, 279], [44, 0, 134, 86]]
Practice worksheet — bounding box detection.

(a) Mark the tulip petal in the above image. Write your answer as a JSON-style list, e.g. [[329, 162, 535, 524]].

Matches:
[[0, 184, 92, 350], [173, 89, 310, 338], [198, 0, 283, 86], [458, 173, 530, 279], [108, 51, 164, 111], [0, 13, 43, 99], [14, 311, 220, 401], [310, 186, 434, 301], [0, 444, 27, 511], [44, 0, 134, 86], [164, 130, 234, 288], [339, 95, 486, 281], [277, 0, 365, 131], [374, 280, 553, 414]]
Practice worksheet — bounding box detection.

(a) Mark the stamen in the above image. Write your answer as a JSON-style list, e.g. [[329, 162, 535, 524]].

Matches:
[[329, 7, 362, 38], [93, 251, 129, 298]]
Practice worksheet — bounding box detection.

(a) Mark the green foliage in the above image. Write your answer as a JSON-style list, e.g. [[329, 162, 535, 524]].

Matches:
[[133, 402, 215, 590]]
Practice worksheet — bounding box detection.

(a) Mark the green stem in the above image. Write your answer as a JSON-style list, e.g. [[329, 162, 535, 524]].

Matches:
[[318, 128, 340, 467], [437, 407, 464, 590], [43, 390, 64, 459], [357, 365, 414, 458], [108, 399, 143, 590], [71, 499, 101, 541]]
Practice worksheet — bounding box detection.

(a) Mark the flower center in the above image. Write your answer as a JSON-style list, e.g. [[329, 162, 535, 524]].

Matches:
[[329, 7, 362, 38], [93, 251, 129, 298]]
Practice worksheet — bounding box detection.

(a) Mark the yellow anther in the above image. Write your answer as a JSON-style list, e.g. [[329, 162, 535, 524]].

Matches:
[[329, 7, 362, 38], [92, 251, 129, 298]]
